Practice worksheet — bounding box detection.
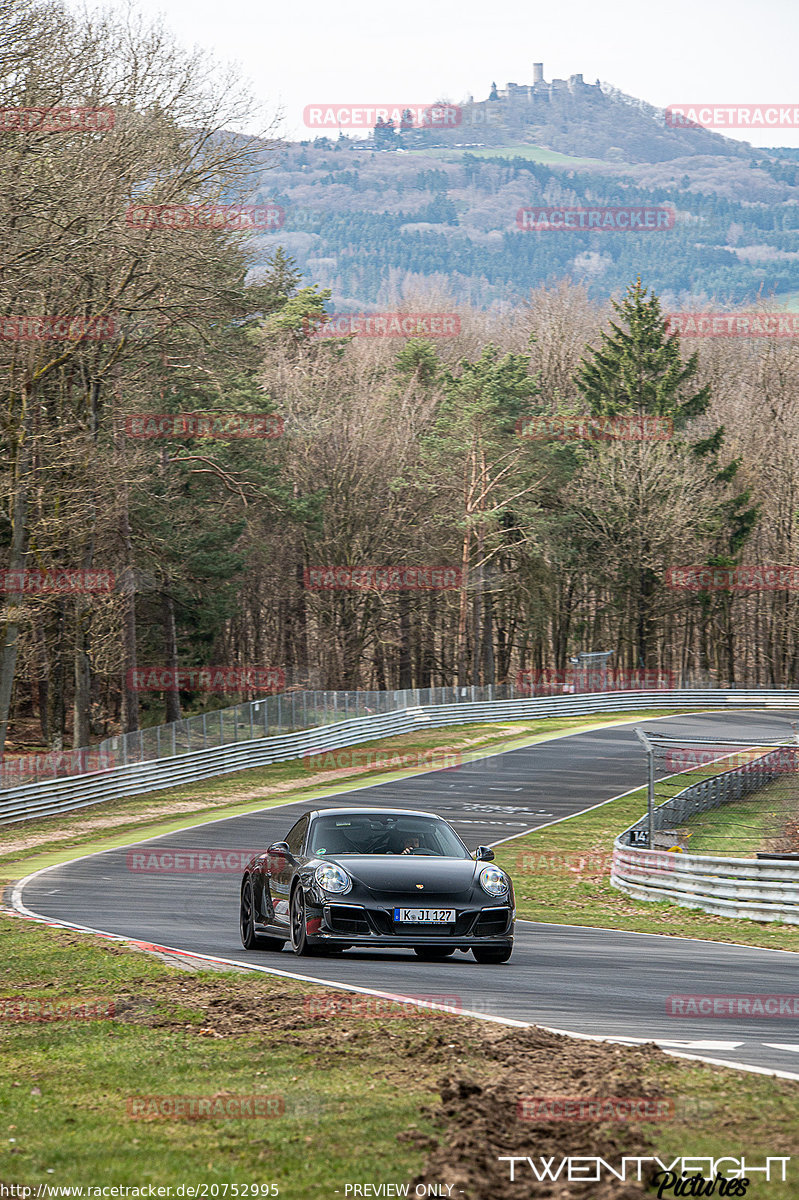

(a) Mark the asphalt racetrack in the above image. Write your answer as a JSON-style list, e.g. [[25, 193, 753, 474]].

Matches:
[[14, 710, 799, 1078]]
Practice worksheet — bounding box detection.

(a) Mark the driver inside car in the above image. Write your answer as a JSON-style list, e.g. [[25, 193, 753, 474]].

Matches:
[[394, 833, 420, 854]]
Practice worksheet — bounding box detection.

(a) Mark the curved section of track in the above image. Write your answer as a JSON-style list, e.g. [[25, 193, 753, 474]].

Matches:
[[15, 711, 799, 1079]]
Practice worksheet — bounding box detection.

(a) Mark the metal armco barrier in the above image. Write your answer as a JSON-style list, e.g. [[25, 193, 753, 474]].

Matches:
[[0, 708, 415, 825], [4, 686, 799, 827], [1, 683, 524, 791], [612, 742, 799, 924], [611, 844, 799, 924]]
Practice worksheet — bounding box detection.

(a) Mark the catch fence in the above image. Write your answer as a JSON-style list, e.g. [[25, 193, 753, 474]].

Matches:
[[4, 686, 799, 824], [612, 730, 799, 923]]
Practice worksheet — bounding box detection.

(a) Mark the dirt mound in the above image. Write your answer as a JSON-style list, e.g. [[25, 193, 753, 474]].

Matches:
[[2, 925, 726, 1198], [412, 1028, 668, 1199]]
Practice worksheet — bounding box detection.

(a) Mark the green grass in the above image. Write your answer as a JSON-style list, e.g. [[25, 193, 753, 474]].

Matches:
[[680, 783, 786, 856], [492, 782, 799, 950], [0, 918, 442, 1190], [630, 1060, 798, 1200], [645, 751, 799, 857], [409, 143, 612, 168], [2, 1024, 433, 1187]]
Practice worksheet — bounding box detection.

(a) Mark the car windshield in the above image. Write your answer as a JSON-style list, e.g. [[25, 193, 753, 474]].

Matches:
[[308, 814, 471, 859]]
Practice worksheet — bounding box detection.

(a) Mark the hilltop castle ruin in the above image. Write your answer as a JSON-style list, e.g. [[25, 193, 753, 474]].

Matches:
[[492, 63, 598, 101], [461, 65, 600, 128]]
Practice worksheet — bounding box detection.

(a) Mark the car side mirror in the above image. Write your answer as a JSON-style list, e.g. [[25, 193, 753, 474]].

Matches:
[[474, 846, 494, 862], [267, 841, 290, 855]]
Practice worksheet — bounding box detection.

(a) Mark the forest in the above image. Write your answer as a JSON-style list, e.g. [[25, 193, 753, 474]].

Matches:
[[3, 0, 799, 758], [264, 141, 799, 308]]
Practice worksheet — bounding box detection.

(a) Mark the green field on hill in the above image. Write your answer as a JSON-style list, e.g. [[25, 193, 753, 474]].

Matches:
[[410, 143, 612, 168]]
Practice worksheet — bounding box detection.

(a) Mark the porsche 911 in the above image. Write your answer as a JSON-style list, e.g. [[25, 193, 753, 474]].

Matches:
[[239, 807, 514, 963]]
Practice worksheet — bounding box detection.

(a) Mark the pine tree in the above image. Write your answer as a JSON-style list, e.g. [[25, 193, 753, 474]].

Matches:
[[578, 277, 709, 428], [575, 277, 756, 674], [373, 117, 397, 149]]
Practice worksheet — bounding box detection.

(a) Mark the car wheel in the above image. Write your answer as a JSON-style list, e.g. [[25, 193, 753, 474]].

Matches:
[[290, 887, 314, 956], [472, 946, 513, 964], [240, 879, 286, 952], [413, 947, 456, 960]]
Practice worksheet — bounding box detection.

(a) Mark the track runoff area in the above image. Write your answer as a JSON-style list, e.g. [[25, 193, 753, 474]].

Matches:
[[13, 709, 799, 1079]]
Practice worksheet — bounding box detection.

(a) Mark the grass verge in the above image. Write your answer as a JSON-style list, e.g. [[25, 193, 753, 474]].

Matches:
[[681, 796, 773, 857], [492, 785, 799, 951], [0, 915, 797, 1196], [680, 776, 797, 857]]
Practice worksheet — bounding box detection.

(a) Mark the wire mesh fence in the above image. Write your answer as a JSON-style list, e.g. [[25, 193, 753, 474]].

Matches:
[[0, 684, 520, 789], [629, 732, 799, 858], [0, 673, 743, 792]]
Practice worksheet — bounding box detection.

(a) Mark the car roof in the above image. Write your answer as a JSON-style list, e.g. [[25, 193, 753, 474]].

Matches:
[[309, 807, 442, 820]]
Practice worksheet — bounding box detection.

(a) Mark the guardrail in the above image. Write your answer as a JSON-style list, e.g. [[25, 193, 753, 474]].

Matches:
[[0, 676, 739, 789], [2, 683, 543, 791], [4, 686, 799, 826], [612, 743, 799, 924], [611, 844, 799, 924]]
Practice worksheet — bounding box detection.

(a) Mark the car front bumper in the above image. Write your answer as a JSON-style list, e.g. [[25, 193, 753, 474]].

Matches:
[[308, 899, 514, 948]]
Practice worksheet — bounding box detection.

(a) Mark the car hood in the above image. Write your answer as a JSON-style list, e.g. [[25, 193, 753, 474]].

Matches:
[[326, 855, 482, 897]]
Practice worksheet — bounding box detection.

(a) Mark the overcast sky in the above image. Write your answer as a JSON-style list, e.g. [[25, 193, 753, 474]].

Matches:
[[83, 0, 799, 148]]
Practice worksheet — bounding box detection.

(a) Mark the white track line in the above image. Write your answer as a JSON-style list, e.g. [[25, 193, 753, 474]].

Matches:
[[9, 882, 799, 1083], [488, 708, 795, 848], [8, 707, 799, 1085]]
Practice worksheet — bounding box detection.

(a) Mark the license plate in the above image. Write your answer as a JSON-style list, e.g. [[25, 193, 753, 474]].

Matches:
[[394, 908, 455, 923]]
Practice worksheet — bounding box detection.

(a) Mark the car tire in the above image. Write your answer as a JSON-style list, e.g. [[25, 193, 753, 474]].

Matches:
[[240, 879, 286, 952], [413, 947, 456, 960], [472, 946, 513, 964], [290, 886, 315, 956]]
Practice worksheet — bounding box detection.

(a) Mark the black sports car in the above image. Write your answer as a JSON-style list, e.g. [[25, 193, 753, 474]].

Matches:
[[239, 807, 514, 963]]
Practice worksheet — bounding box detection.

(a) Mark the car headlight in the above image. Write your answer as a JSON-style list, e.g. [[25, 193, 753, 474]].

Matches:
[[479, 866, 509, 897], [314, 863, 351, 895]]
